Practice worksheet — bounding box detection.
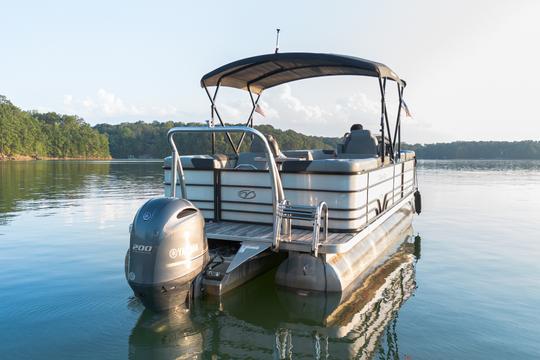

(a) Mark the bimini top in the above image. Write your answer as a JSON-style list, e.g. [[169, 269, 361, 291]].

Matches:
[[201, 52, 403, 94]]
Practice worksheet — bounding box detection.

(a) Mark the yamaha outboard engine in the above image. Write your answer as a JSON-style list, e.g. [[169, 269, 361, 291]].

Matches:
[[126, 198, 208, 312]]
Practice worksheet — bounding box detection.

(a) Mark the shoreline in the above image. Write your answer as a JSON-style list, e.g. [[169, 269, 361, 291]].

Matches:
[[0, 154, 112, 161], [2, 155, 540, 162]]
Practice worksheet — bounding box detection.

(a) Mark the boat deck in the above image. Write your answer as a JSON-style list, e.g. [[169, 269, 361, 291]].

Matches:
[[205, 193, 413, 254], [206, 221, 356, 253]]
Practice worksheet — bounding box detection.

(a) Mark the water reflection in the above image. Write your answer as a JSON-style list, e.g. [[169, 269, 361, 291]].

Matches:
[[128, 307, 204, 359], [0, 160, 163, 224], [418, 159, 540, 172], [129, 229, 421, 359]]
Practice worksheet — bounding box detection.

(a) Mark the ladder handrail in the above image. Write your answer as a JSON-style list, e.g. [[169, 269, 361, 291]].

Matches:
[[312, 202, 328, 257]]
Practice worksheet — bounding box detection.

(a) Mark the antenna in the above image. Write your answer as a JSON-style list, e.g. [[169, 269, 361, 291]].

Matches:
[[274, 28, 281, 53]]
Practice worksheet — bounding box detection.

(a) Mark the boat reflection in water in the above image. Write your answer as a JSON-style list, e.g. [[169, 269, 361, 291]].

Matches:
[[128, 306, 204, 359], [129, 227, 421, 359]]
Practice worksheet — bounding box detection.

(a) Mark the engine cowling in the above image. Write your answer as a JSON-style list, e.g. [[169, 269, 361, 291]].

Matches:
[[126, 197, 208, 311]]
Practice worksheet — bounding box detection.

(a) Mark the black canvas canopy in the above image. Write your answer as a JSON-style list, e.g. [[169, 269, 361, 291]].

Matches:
[[201, 52, 403, 94], [201, 51, 406, 163]]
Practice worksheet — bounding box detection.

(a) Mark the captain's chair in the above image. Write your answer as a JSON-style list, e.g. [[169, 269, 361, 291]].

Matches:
[[250, 134, 284, 158], [337, 124, 379, 159]]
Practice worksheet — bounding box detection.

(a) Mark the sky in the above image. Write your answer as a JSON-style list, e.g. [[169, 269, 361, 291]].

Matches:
[[1, 0, 539, 144]]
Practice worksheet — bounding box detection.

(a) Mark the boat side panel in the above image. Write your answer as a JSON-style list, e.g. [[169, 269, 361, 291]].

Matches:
[[164, 169, 216, 220], [365, 166, 395, 222], [164, 160, 416, 232]]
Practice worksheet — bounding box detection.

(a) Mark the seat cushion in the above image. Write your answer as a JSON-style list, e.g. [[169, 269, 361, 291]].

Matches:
[[281, 158, 380, 173], [164, 155, 228, 169]]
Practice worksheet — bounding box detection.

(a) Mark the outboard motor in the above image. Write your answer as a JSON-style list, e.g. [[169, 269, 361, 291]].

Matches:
[[126, 198, 208, 312]]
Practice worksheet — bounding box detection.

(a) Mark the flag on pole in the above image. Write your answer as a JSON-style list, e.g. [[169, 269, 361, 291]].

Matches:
[[401, 100, 412, 118], [254, 104, 266, 117]]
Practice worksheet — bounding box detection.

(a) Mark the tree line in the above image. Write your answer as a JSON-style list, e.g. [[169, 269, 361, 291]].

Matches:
[[403, 141, 540, 160], [0, 96, 109, 159], [93, 121, 336, 158], [97, 121, 540, 160], [2, 95, 539, 160]]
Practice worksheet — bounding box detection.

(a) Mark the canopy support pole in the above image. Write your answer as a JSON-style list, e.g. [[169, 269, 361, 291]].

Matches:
[[209, 84, 220, 154], [234, 85, 260, 152], [393, 83, 404, 159], [379, 78, 385, 163], [379, 78, 396, 162], [382, 79, 396, 162], [203, 84, 240, 155]]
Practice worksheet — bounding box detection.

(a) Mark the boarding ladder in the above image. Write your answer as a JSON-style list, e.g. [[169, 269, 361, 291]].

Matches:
[[274, 200, 328, 256]]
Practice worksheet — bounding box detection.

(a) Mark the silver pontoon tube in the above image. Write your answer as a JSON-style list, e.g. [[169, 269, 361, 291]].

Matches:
[[167, 126, 286, 249]]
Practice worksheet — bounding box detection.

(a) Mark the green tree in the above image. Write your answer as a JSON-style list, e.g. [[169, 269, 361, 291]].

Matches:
[[0, 96, 109, 159]]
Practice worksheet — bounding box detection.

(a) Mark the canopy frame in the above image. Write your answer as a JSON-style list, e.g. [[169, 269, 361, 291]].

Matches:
[[203, 83, 261, 155], [201, 52, 407, 162]]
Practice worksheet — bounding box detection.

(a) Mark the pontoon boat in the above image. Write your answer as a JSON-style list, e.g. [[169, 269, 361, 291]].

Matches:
[[125, 52, 421, 311]]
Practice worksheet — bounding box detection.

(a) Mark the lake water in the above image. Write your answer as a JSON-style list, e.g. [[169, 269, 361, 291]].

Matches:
[[0, 160, 539, 359]]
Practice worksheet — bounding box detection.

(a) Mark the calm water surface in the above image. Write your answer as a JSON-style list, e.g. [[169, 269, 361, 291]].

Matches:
[[0, 160, 539, 359]]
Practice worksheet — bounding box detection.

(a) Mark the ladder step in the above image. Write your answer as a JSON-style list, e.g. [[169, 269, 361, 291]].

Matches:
[[279, 205, 319, 219], [274, 200, 328, 256], [281, 210, 317, 217]]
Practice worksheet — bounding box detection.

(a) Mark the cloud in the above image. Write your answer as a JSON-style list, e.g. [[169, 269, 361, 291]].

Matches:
[[63, 89, 179, 120], [262, 85, 382, 135], [96, 88, 142, 116], [277, 85, 330, 123], [82, 97, 95, 110], [63, 94, 73, 106], [336, 92, 379, 117], [62, 85, 418, 139], [213, 96, 278, 123], [212, 85, 384, 136], [218, 103, 242, 119]]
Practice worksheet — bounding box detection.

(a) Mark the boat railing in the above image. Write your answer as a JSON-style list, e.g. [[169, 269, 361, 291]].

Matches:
[[167, 125, 286, 249]]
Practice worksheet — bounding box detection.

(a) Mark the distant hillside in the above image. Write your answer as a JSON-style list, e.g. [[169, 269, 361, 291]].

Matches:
[[95, 121, 540, 160], [403, 141, 540, 160], [0, 96, 109, 160], [94, 121, 338, 159]]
